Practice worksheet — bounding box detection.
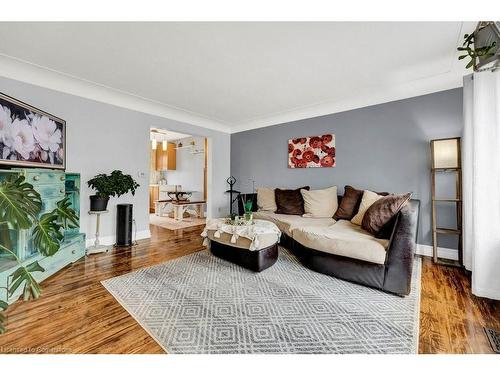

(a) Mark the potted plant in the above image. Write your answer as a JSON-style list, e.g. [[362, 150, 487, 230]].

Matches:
[[0, 176, 78, 334], [87, 170, 140, 211]]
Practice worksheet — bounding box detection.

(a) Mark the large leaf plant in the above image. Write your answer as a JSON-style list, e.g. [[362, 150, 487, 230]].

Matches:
[[0, 175, 78, 334]]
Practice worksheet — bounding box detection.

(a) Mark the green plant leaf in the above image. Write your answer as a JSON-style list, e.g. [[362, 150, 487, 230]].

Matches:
[[0, 176, 42, 230], [244, 200, 253, 212], [0, 312, 5, 334], [23, 282, 41, 301], [458, 55, 467, 60], [32, 212, 64, 257], [8, 261, 44, 301], [110, 170, 140, 197], [0, 300, 7, 332], [25, 261, 45, 273], [466, 59, 474, 69], [54, 197, 79, 229]]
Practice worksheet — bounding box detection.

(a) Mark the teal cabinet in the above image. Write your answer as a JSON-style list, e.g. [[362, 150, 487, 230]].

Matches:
[[0, 168, 86, 303]]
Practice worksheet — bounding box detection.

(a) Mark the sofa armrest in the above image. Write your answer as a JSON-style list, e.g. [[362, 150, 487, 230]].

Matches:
[[382, 199, 420, 295]]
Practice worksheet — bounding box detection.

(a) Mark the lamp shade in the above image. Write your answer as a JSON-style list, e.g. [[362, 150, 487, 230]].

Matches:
[[431, 138, 460, 169]]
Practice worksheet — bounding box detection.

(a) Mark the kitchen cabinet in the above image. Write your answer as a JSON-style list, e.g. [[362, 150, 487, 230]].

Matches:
[[150, 147, 157, 171], [156, 142, 176, 171], [149, 185, 159, 213]]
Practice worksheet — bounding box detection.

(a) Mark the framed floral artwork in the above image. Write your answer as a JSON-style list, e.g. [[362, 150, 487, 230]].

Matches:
[[0, 92, 65, 170], [288, 134, 335, 168]]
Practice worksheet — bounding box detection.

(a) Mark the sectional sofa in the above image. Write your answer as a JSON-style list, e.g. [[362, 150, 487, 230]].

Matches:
[[238, 190, 420, 296]]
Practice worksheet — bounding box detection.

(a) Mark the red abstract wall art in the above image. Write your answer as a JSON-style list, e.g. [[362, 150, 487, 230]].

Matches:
[[288, 134, 336, 168]]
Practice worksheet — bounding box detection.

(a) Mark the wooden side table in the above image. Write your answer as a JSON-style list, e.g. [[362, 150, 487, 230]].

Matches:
[[87, 210, 110, 255]]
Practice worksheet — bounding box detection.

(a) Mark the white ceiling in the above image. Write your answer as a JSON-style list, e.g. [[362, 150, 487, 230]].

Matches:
[[0, 22, 471, 133]]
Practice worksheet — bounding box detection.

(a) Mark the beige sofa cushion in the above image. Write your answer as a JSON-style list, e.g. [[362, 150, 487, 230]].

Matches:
[[293, 220, 390, 264], [206, 230, 278, 250], [257, 187, 277, 212], [301, 186, 338, 218], [351, 190, 384, 226], [253, 211, 335, 236]]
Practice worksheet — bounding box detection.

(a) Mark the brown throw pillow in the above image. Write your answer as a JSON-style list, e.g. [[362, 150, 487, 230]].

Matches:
[[275, 186, 310, 215], [333, 185, 362, 220], [361, 193, 412, 235], [334, 185, 389, 220]]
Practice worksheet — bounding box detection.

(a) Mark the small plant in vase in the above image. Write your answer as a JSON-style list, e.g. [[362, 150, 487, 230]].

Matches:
[[240, 194, 254, 222], [87, 170, 140, 211]]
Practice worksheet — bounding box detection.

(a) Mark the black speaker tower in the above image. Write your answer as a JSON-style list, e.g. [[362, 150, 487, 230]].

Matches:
[[115, 204, 133, 247]]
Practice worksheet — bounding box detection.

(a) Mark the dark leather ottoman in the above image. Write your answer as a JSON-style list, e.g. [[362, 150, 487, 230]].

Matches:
[[210, 239, 279, 272]]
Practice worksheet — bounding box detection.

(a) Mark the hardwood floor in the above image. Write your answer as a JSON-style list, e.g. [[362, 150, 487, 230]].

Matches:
[[0, 224, 498, 354], [419, 257, 499, 353]]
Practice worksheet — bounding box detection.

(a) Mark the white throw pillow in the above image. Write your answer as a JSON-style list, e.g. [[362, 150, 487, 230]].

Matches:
[[351, 190, 384, 226], [300, 186, 338, 218], [256, 187, 277, 212]]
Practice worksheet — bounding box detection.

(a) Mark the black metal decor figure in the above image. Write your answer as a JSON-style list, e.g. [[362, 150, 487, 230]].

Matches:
[[225, 176, 240, 218]]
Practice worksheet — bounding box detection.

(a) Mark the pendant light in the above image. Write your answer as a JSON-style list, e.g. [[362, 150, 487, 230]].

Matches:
[[162, 138, 167, 151], [151, 138, 157, 150]]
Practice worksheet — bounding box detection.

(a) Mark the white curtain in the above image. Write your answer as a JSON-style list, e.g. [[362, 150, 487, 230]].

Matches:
[[462, 70, 500, 300]]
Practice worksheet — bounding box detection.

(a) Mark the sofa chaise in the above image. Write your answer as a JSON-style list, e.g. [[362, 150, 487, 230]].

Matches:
[[238, 193, 420, 296]]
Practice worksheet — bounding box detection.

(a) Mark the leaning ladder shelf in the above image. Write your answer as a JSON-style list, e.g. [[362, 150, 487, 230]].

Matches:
[[430, 137, 463, 267]]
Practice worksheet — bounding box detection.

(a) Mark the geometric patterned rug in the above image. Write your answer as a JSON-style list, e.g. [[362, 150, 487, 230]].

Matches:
[[101, 247, 421, 354]]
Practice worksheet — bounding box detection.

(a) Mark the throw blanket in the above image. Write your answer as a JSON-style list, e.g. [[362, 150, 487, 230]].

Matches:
[[201, 219, 281, 250]]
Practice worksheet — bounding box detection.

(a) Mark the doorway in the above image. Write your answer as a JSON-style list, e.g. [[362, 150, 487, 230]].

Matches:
[[148, 127, 208, 231]]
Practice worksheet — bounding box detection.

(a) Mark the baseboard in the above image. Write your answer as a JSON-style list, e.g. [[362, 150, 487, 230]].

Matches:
[[471, 286, 500, 300], [85, 229, 151, 247], [415, 244, 458, 260], [85, 234, 454, 259]]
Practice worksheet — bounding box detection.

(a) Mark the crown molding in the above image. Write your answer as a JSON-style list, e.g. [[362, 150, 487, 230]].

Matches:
[[0, 54, 231, 134], [230, 71, 464, 134], [0, 46, 468, 136]]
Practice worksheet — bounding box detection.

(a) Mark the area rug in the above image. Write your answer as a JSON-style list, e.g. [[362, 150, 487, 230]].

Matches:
[[149, 214, 206, 230], [102, 247, 421, 354]]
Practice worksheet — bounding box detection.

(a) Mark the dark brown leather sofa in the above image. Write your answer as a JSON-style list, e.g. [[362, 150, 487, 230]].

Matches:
[[238, 194, 420, 296]]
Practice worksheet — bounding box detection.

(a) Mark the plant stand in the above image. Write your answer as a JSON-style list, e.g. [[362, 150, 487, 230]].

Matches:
[[87, 210, 110, 255]]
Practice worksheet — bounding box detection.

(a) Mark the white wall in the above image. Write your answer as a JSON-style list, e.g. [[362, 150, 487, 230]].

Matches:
[[163, 136, 205, 201], [0, 76, 231, 245]]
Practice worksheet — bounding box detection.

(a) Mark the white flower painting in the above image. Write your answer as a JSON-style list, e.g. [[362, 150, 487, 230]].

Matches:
[[0, 93, 65, 169]]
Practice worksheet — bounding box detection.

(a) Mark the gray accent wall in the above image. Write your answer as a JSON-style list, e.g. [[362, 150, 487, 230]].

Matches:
[[231, 88, 463, 248], [0, 76, 231, 245]]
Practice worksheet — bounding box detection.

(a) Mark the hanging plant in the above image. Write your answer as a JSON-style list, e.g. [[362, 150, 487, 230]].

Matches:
[[458, 28, 497, 70]]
